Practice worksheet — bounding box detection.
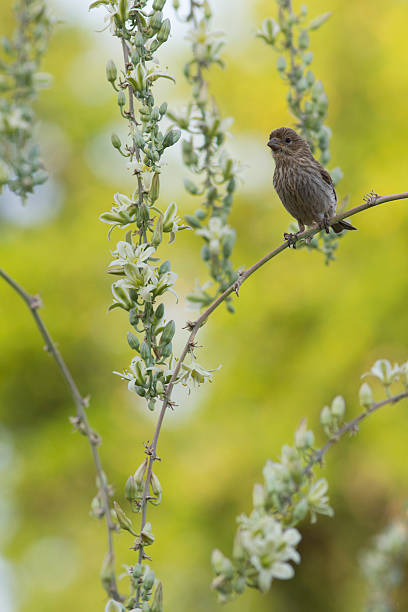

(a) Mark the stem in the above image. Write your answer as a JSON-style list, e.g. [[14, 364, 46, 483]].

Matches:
[[136, 191, 408, 559], [0, 268, 120, 601], [308, 390, 408, 473]]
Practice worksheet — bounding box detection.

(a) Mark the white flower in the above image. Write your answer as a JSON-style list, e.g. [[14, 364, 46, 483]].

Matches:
[[307, 478, 334, 523], [363, 359, 401, 386], [110, 241, 156, 269], [178, 359, 220, 388], [238, 511, 301, 592]]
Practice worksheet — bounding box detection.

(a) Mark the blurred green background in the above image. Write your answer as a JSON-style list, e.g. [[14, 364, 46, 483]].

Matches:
[[1, 0, 408, 610]]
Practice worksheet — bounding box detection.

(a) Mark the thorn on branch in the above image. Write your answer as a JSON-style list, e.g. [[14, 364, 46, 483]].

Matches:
[[363, 190, 379, 206], [183, 320, 197, 332]]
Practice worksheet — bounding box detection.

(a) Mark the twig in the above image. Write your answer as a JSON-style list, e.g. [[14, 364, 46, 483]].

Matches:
[[136, 190, 408, 559], [307, 390, 408, 474], [0, 268, 120, 601]]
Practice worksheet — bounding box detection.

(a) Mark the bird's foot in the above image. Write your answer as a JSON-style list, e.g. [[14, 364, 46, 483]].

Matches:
[[363, 190, 379, 207], [319, 217, 331, 234], [233, 271, 245, 297], [283, 232, 300, 249]]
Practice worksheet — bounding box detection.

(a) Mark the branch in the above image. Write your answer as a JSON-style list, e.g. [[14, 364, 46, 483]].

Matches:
[[137, 191, 408, 554], [308, 389, 408, 473], [0, 268, 120, 601]]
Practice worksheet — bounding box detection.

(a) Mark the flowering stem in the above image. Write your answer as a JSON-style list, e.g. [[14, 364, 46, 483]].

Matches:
[[0, 267, 120, 601], [137, 191, 408, 560], [308, 390, 408, 473]]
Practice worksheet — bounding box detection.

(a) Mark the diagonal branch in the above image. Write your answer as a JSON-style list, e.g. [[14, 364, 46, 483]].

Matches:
[[0, 268, 120, 601], [136, 190, 408, 557], [307, 389, 408, 474]]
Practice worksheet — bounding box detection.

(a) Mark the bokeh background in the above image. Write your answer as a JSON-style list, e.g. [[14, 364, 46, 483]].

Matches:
[[1, 0, 408, 610]]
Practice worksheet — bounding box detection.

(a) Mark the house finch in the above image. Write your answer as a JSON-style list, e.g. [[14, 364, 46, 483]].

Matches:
[[267, 127, 356, 245]]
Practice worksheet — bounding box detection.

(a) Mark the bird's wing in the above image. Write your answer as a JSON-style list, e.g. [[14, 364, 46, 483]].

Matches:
[[317, 164, 337, 203]]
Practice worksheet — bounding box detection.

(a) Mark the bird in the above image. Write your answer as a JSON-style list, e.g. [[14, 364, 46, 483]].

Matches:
[[267, 126, 356, 246]]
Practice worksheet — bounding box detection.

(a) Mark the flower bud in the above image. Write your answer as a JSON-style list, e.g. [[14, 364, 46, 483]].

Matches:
[[150, 472, 162, 498], [150, 172, 160, 203], [151, 215, 163, 247], [106, 59, 117, 84], [359, 382, 374, 409], [113, 501, 137, 535], [150, 10, 163, 32], [134, 32, 144, 50], [160, 320, 175, 345], [125, 475, 138, 503], [162, 128, 181, 149], [111, 133, 122, 150], [157, 18, 171, 42], [331, 395, 345, 419], [141, 522, 155, 546], [320, 405, 331, 426], [153, 0, 166, 8], [143, 567, 155, 589], [151, 581, 163, 612], [117, 90, 126, 108], [134, 458, 148, 487], [101, 553, 115, 593], [127, 332, 139, 351]]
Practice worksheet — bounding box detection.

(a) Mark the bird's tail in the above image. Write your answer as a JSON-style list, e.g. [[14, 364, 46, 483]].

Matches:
[[331, 219, 357, 234]]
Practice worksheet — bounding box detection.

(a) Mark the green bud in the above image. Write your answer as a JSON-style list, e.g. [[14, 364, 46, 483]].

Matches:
[[151, 582, 163, 612], [162, 128, 181, 149], [141, 522, 155, 546], [184, 178, 199, 195], [125, 475, 138, 503], [140, 341, 151, 363], [150, 472, 162, 498], [161, 342, 172, 359], [153, 0, 166, 8], [157, 18, 171, 42], [163, 201, 177, 231], [154, 303, 165, 320], [117, 92, 126, 110], [276, 56, 286, 72], [298, 29, 310, 49], [111, 133, 122, 150], [293, 498, 309, 522], [308, 12, 331, 30], [106, 59, 117, 83], [100, 553, 115, 594], [127, 331, 140, 351], [159, 102, 168, 115], [160, 320, 175, 346], [144, 567, 155, 589], [113, 501, 137, 535], [134, 129, 145, 149], [150, 10, 163, 32], [151, 107, 160, 121], [185, 214, 201, 229], [331, 395, 345, 419], [134, 458, 148, 486], [152, 215, 163, 247], [320, 405, 331, 426], [150, 172, 160, 203], [132, 563, 143, 579], [359, 383, 374, 409], [156, 380, 164, 395]]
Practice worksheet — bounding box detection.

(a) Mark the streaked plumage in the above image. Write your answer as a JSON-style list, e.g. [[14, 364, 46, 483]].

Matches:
[[267, 127, 356, 236]]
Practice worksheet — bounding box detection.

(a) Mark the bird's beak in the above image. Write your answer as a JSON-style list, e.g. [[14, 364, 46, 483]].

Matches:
[[267, 137, 281, 152]]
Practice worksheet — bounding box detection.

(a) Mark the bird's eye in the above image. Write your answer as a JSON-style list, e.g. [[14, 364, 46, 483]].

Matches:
[[285, 137, 291, 143]]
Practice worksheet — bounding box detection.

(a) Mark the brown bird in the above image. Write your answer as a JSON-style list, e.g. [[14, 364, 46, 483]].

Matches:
[[267, 127, 356, 245]]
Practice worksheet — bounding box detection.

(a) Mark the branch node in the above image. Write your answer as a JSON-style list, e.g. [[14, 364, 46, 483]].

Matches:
[[183, 320, 197, 332], [363, 190, 379, 207], [29, 293, 43, 310]]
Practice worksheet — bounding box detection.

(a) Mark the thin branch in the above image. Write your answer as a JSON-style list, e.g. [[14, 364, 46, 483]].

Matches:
[[308, 390, 408, 473], [136, 190, 408, 558], [0, 268, 120, 601]]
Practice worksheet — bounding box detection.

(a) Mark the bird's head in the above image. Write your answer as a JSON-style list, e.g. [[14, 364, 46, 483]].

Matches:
[[267, 127, 311, 160]]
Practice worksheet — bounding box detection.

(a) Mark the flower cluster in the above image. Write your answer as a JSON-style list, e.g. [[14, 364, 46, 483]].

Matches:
[[211, 420, 333, 603], [0, 0, 53, 199], [362, 358, 408, 399], [360, 517, 408, 612], [170, 1, 240, 312], [257, 0, 346, 263]]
